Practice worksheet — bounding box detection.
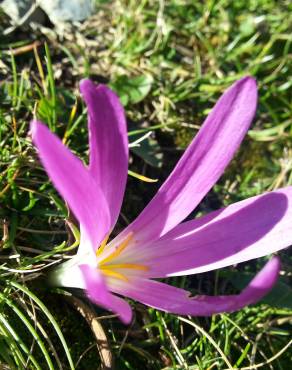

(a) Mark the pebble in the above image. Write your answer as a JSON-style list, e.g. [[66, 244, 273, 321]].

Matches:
[[1, 0, 94, 25]]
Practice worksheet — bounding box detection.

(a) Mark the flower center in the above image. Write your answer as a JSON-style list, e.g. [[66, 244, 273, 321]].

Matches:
[[96, 233, 149, 282]]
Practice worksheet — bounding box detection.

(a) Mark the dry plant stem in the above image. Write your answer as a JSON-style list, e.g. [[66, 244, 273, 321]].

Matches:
[[65, 296, 114, 370]]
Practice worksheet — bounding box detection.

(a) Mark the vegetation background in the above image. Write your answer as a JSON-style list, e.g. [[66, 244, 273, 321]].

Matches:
[[0, 0, 291, 369]]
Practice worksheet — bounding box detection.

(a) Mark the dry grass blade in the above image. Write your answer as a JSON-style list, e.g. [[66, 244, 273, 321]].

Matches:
[[231, 339, 292, 370], [177, 316, 233, 370], [66, 296, 114, 370]]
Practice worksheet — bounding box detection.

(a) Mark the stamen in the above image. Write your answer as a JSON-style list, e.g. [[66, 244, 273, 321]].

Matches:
[[99, 233, 133, 266], [106, 263, 149, 271], [100, 267, 129, 282], [96, 234, 110, 257], [97, 233, 148, 282]]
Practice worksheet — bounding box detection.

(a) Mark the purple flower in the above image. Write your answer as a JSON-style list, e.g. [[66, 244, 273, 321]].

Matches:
[[31, 77, 292, 324]]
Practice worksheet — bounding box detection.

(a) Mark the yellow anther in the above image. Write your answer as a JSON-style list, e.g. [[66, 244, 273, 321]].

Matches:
[[96, 234, 110, 257], [100, 267, 129, 282], [99, 233, 133, 266], [105, 263, 149, 271]]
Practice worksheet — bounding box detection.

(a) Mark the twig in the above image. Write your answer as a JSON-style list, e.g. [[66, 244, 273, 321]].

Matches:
[[65, 296, 114, 370]]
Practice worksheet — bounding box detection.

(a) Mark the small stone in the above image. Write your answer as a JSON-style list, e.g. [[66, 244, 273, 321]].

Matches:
[[39, 0, 94, 24], [1, 0, 45, 25], [1, 0, 31, 22], [0, 0, 94, 26]]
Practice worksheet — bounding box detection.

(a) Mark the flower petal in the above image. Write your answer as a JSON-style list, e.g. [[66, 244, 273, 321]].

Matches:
[[79, 264, 132, 324], [80, 80, 129, 229], [109, 257, 280, 316], [31, 120, 110, 250], [113, 76, 257, 245], [122, 187, 292, 278]]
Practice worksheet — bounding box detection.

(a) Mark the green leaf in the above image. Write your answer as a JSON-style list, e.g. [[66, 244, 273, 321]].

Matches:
[[239, 16, 257, 36], [22, 191, 38, 211], [9, 282, 75, 370], [131, 136, 163, 168], [110, 74, 153, 105]]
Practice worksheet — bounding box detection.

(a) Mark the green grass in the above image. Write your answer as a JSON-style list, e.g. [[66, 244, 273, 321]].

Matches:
[[0, 0, 291, 368]]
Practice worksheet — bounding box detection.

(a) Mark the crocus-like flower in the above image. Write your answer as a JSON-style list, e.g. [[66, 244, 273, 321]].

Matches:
[[31, 77, 292, 324]]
